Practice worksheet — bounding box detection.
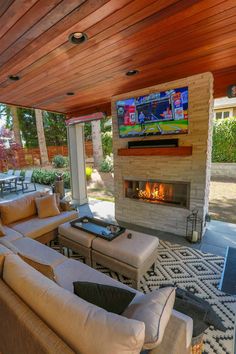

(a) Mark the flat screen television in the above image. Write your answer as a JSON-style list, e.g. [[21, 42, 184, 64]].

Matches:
[[116, 86, 188, 138]]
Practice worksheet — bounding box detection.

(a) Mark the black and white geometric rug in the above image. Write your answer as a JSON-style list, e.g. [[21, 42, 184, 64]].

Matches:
[[56, 240, 236, 354]]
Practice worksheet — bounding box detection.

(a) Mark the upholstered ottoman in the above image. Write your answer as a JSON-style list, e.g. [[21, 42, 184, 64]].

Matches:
[[58, 222, 96, 266], [92, 230, 159, 289]]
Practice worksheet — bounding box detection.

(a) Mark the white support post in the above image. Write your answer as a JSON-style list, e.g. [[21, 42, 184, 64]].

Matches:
[[67, 123, 88, 205]]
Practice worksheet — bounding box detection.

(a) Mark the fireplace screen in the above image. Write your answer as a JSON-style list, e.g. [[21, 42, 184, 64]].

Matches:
[[124, 179, 189, 208]]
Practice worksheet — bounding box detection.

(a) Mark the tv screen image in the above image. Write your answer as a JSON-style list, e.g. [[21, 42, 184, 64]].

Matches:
[[116, 86, 188, 138]]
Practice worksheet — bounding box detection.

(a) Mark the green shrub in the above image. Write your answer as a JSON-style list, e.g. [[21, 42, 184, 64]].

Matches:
[[32, 167, 92, 188], [64, 156, 69, 167], [99, 154, 113, 172], [212, 117, 236, 162], [86, 166, 93, 181], [32, 169, 71, 188], [102, 131, 113, 156], [52, 155, 67, 168]]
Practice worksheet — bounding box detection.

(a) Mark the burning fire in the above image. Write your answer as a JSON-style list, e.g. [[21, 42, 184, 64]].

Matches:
[[138, 182, 173, 202]]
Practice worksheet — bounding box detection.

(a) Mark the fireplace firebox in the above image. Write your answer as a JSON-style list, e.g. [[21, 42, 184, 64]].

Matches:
[[124, 179, 190, 208]]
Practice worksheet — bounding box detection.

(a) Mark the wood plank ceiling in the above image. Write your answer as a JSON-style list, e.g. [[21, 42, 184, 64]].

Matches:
[[0, 0, 235, 116]]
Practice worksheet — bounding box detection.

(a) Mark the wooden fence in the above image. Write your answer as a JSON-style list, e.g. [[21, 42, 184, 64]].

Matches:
[[0, 142, 93, 171]]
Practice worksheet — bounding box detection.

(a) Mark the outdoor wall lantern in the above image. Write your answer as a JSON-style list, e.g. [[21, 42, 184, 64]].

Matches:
[[186, 208, 203, 243]]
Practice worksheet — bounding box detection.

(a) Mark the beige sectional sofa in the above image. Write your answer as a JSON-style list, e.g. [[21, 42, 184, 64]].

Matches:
[[0, 192, 193, 354], [0, 241, 193, 354], [0, 191, 78, 244]]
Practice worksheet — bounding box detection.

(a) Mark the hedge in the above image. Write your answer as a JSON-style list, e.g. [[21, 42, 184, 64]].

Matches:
[[212, 117, 236, 162], [32, 167, 92, 189]]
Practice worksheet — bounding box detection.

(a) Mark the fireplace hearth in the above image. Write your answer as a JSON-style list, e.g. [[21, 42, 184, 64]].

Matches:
[[124, 179, 190, 208]]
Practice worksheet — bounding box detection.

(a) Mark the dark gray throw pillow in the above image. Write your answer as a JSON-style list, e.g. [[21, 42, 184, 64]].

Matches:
[[160, 284, 226, 337], [73, 282, 136, 314]]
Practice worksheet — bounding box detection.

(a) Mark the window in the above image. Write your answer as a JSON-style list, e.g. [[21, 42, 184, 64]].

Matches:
[[215, 112, 222, 119], [214, 109, 233, 119]]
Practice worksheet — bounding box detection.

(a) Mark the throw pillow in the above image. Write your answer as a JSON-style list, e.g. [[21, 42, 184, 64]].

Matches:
[[35, 194, 60, 218], [0, 220, 5, 237], [19, 253, 55, 281], [159, 284, 227, 336], [122, 286, 176, 349], [73, 282, 136, 314], [0, 192, 42, 225], [174, 287, 227, 337]]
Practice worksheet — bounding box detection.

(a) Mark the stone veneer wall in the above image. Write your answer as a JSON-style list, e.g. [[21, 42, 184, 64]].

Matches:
[[111, 73, 214, 237]]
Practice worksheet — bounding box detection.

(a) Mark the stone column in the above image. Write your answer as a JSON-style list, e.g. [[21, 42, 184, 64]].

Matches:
[[68, 123, 88, 205]]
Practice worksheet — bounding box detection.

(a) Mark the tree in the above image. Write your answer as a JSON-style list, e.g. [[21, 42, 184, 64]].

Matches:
[[9, 105, 22, 147], [43, 111, 67, 146], [35, 109, 49, 166], [17, 107, 38, 147], [17, 108, 67, 148], [91, 120, 103, 168]]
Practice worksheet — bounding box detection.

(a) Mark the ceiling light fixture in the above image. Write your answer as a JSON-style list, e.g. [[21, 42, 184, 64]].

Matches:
[[126, 70, 139, 76], [8, 75, 20, 81], [68, 32, 88, 45]]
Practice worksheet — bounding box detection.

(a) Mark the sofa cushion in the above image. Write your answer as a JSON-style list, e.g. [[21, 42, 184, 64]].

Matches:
[[0, 239, 19, 254], [0, 226, 23, 242], [123, 287, 176, 349], [73, 282, 135, 315], [0, 191, 42, 225], [11, 237, 66, 267], [35, 194, 60, 219], [3, 255, 145, 354], [9, 211, 78, 239], [54, 258, 140, 294], [0, 220, 5, 237]]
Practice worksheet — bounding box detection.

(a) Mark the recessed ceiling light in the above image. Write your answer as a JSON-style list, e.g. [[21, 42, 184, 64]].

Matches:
[[8, 75, 20, 81], [68, 32, 88, 45], [66, 92, 75, 96], [126, 70, 139, 76]]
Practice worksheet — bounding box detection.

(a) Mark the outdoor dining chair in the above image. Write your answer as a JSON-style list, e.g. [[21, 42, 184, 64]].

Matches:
[[22, 170, 36, 193], [6, 169, 14, 176], [2, 169, 14, 191]]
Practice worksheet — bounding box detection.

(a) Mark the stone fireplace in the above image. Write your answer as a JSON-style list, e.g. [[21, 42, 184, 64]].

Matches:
[[124, 179, 190, 208], [112, 73, 213, 237]]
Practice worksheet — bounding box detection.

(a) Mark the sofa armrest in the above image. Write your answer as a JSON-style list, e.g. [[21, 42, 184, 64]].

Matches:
[[0, 280, 75, 354], [148, 310, 193, 354]]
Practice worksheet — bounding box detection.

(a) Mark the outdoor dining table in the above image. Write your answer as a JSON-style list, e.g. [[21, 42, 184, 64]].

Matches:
[[0, 174, 18, 197]]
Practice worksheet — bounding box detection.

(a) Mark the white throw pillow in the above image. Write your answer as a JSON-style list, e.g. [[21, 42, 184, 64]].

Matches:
[[122, 286, 176, 350]]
